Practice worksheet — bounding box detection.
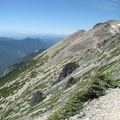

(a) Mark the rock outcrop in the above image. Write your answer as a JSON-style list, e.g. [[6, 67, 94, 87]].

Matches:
[[65, 77, 74, 89], [52, 62, 77, 85], [30, 91, 43, 107]]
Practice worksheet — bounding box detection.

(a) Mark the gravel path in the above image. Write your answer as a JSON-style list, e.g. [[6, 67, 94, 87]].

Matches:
[[70, 88, 120, 120]]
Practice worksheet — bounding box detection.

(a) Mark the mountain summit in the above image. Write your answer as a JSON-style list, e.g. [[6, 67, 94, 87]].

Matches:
[[0, 20, 120, 120]]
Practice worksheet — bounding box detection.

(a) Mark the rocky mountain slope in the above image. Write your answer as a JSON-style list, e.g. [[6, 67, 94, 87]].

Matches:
[[0, 20, 120, 120]]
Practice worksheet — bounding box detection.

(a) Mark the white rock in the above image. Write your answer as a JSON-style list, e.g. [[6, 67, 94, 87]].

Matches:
[[77, 112, 85, 118], [85, 118, 90, 120], [118, 24, 120, 26], [111, 25, 116, 28]]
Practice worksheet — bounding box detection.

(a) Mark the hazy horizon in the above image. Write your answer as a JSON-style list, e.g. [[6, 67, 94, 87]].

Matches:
[[0, 32, 69, 39]]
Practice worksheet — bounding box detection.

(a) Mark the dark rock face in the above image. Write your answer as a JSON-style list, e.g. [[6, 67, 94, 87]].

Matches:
[[58, 62, 77, 80], [52, 62, 77, 85], [30, 91, 43, 107], [93, 23, 102, 28], [65, 77, 74, 89]]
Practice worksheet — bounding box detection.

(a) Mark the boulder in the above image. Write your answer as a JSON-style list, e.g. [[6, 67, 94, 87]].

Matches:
[[52, 62, 77, 85], [30, 91, 43, 107]]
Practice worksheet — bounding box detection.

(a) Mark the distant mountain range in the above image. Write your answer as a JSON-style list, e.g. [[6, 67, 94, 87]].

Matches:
[[0, 36, 63, 74], [2, 49, 44, 76]]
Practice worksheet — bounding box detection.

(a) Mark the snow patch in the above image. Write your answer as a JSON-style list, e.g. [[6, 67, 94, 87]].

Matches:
[[34, 50, 39, 53], [111, 25, 116, 28]]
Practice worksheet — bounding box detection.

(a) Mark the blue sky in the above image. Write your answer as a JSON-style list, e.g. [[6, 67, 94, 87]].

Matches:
[[0, 0, 120, 36]]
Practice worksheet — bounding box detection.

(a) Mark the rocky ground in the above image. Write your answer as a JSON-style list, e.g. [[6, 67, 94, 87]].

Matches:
[[69, 88, 120, 120]]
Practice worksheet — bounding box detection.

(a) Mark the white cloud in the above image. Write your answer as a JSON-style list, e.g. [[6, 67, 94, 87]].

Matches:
[[56, 32, 70, 35]]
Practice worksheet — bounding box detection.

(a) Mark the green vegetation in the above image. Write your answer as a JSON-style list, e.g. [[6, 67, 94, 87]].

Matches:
[[30, 110, 44, 117], [0, 80, 26, 98], [48, 112, 63, 120], [4, 108, 14, 117], [99, 60, 118, 72], [30, 71, 38, 78], [0, 55, 49, 87], [71, 77, 80, 85], [48, 72, 118, 120], [0, 55, 49, 99], [34, 82, 47, 90]]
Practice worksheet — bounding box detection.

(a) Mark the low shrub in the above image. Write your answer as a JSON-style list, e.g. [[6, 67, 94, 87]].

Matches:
[[48, 72, 118, 120]]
